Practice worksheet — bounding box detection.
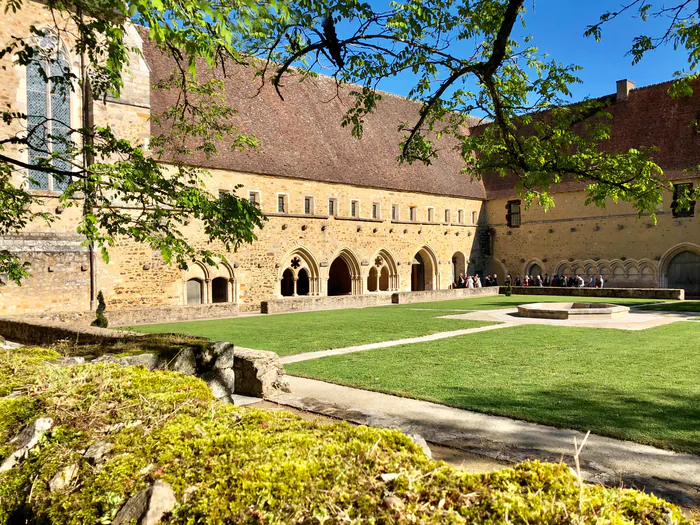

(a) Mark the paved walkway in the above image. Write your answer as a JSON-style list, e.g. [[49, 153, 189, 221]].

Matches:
[[280, 323, 509, 364], [270, 376, 700, 506]]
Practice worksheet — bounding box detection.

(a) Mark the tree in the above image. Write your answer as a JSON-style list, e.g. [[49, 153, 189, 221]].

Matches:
[[1, 0, 697, 288], [0, 0, 275, 286], [258, 0, 699, 214]]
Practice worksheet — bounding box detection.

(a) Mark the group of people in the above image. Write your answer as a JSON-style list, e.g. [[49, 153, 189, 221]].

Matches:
[[451, 272, 606, 289], [504, 273, 605, 288], [452, 273, 500, 289]]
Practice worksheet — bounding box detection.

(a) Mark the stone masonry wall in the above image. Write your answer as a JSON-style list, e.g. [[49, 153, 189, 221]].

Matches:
[[485, 187, 700, 289]]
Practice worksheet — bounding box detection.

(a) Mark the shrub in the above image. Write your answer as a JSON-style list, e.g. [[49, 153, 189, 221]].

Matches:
[[0, 347, 690, 524], [91, 291, 108, 328]]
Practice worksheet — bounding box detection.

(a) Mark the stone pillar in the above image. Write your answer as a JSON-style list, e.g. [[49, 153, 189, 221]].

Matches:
[[204, 278, 211, 304], [292, 276, 298, 297]]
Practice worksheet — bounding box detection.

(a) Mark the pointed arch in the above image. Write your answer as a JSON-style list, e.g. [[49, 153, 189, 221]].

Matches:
[[328, 247, 362, 295], [523, 258, 546, 278], [659, 242, 700, 292], [411, 245, 439, 291], [278, 246, 321, 297], [368, 248, 399, 292]]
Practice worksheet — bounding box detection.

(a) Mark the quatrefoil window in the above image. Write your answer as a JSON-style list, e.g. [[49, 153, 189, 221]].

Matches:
[[290, 257, 302, 269], [375, 257, 384, 267]]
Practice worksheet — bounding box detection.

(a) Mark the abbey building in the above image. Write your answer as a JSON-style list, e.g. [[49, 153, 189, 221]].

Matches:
[[1, 3, 698, 321]]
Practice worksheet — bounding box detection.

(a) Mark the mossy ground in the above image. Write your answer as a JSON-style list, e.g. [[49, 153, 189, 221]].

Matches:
[[0, 347, 692, 524]]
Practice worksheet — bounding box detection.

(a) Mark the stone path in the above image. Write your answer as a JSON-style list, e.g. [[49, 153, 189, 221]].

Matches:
[[269, 376, 700, 507], [279, 323, 509, 364]]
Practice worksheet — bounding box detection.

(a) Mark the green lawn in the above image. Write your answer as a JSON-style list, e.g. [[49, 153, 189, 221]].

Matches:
[[635, 301, 700, 313], [287, 323, 700, 454], [123, 307, 494, 356], [396, 295, 665, 311]]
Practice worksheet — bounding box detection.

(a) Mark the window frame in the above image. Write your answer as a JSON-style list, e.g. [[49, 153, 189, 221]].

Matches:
[[304, 195, 314, 215], [409, 206, 417, 222], [277, 193, 289, 214], [248, 190, 261, 207], [391, 204, 399, 221], [328, 197, 338, 216], [351, 200, 360, 218], [471, 210, 478, 224], [672, 183, 695, 218], [506, 200, 522, 228], [427, 207, 434, 222], [371, 202, 380, 220], [457, 209, 464, 224]]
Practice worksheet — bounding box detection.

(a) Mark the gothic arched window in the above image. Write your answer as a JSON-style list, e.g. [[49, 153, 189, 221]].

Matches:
[[26, 31, 72, 192]]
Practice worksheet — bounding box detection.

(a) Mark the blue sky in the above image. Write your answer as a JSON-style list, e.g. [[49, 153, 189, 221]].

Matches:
[[358, 0, 691, 102]]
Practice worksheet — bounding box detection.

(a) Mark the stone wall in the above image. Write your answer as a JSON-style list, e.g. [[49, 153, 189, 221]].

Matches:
[[484, 189, 700, 292], [261, 293, 394, 314], [499, 286, 684, 301], [0, 318, 144, 346], [391, 287, 500, 304]]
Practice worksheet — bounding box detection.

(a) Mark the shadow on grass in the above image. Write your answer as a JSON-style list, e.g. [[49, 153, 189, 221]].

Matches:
[[440, 384, 700, 455]]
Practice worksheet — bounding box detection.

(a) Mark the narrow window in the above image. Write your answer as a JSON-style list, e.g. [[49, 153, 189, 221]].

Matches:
[[304, 196, 313, 215], [278, 194, 287, 213], [372, 202, 380, 219], [409, 207, 417, 221], [328, 198, 337, 216], [672, 183, 695, 217], [219, 189, 231, 199], [351, 200, 359, 218], [444, 209, 450, 223], [471, 210, 477, 224], [506, 200, 521, 227], [427, 207, 434, 222], [248, 191, 260, 206], [392, 204, 398, 221], [26, 42, 72, 192], [458, 210, 464, 224]]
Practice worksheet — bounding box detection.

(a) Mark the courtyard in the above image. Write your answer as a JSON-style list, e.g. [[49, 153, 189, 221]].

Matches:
[[125, 295, 700, 455]]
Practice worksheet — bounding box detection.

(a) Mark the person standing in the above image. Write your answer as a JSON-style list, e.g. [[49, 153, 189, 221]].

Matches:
[[475, 275, 482, 288], [543, 273, 551, 286], [492, 274, 499, 286], [598, 274, 605, 289], [536, 274, 543, 287], [466, 275, 474, 288]]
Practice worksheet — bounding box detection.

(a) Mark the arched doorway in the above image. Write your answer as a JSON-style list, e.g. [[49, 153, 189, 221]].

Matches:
[[297, 268, 310, 296], [186, 278, 203, 304], [379, 267, 389, 291], [281, 268, 294, 297], [451, 251, 466, 285], [529, 264, 542, 277], [211, 277, 228, 303], [367, 266, 378, 292], [329, 258, 352, 296], [411, 247, 438, 291], [667, 251, 700, 297]]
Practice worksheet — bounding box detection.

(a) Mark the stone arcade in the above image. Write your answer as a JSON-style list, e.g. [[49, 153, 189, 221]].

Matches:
[[1, 2, 699, 321]]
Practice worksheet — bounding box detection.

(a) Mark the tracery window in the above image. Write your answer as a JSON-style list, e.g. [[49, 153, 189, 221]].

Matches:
[[26, 31, 72, 192]]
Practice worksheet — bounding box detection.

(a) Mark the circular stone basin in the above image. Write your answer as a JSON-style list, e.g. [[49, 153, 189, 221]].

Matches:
[[517, 302, 630, 320]]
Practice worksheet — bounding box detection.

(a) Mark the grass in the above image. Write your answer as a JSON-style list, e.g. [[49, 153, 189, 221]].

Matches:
[[123, 307, 495, 356], [287, 322, 700, 454], [635, 301, 700, 313], [395, 295, 666, 311]]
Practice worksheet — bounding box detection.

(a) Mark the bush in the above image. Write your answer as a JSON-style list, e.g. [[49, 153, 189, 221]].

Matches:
[[90, 291, 108, 328], [0, 347, 690, 524]]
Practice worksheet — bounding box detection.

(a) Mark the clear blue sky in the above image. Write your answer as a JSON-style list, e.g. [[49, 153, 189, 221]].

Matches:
[[357, 0, 691, 102]]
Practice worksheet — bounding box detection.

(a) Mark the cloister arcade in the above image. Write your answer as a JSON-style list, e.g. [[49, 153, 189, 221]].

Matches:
[[183, 261, 237, 305]]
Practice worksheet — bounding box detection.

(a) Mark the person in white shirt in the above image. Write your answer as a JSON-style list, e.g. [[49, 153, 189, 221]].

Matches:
[[466, 275, 474, 288], [475, 275, 482, 288]]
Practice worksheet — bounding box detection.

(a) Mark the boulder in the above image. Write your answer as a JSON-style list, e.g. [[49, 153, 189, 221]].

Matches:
[[92, 355, 125, 365], [123, 353, 161, 371], [113, 481, 177, 525], [171, 348, 197, 376], [49, 463, 78, 492], [0, 417, 54, 472], [233, 348, 289, 397], [201, 368, 236, 400], [84, 441, 113, 465], [54, 356, 86, 366], [211, 342, 235, 370]]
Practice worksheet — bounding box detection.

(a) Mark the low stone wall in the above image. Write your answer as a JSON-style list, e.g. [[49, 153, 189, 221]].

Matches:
[[499, 286, 685, 301], [10, 302, 240, 327], [0, 317, 144, 346], [391, 287, 500, 305], [261, 293, 393, 314]]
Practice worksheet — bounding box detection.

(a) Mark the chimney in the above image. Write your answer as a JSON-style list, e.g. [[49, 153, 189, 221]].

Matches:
[[616, 79, 635, 102]]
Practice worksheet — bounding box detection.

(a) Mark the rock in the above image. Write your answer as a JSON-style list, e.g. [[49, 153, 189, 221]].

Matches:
[[182, 485, 198, 503], [382, 496, 404, 510], [0, 417, 54, 472], [123, 353, 161, 371], [170, 348, 197, 376], [49, 463, 78, 492], [54, 356, 86, 366], [113, 481, 177, 525], [84, 441, 113, 464], [202, 369, 236, 400], [211, 341, 235, 370], [408, 433, 432, 459], [233, 348, 289, 397], [92, 355, 125, 365]]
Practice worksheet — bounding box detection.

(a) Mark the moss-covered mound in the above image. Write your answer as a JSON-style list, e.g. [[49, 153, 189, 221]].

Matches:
[[0, 347, 690, 524]]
